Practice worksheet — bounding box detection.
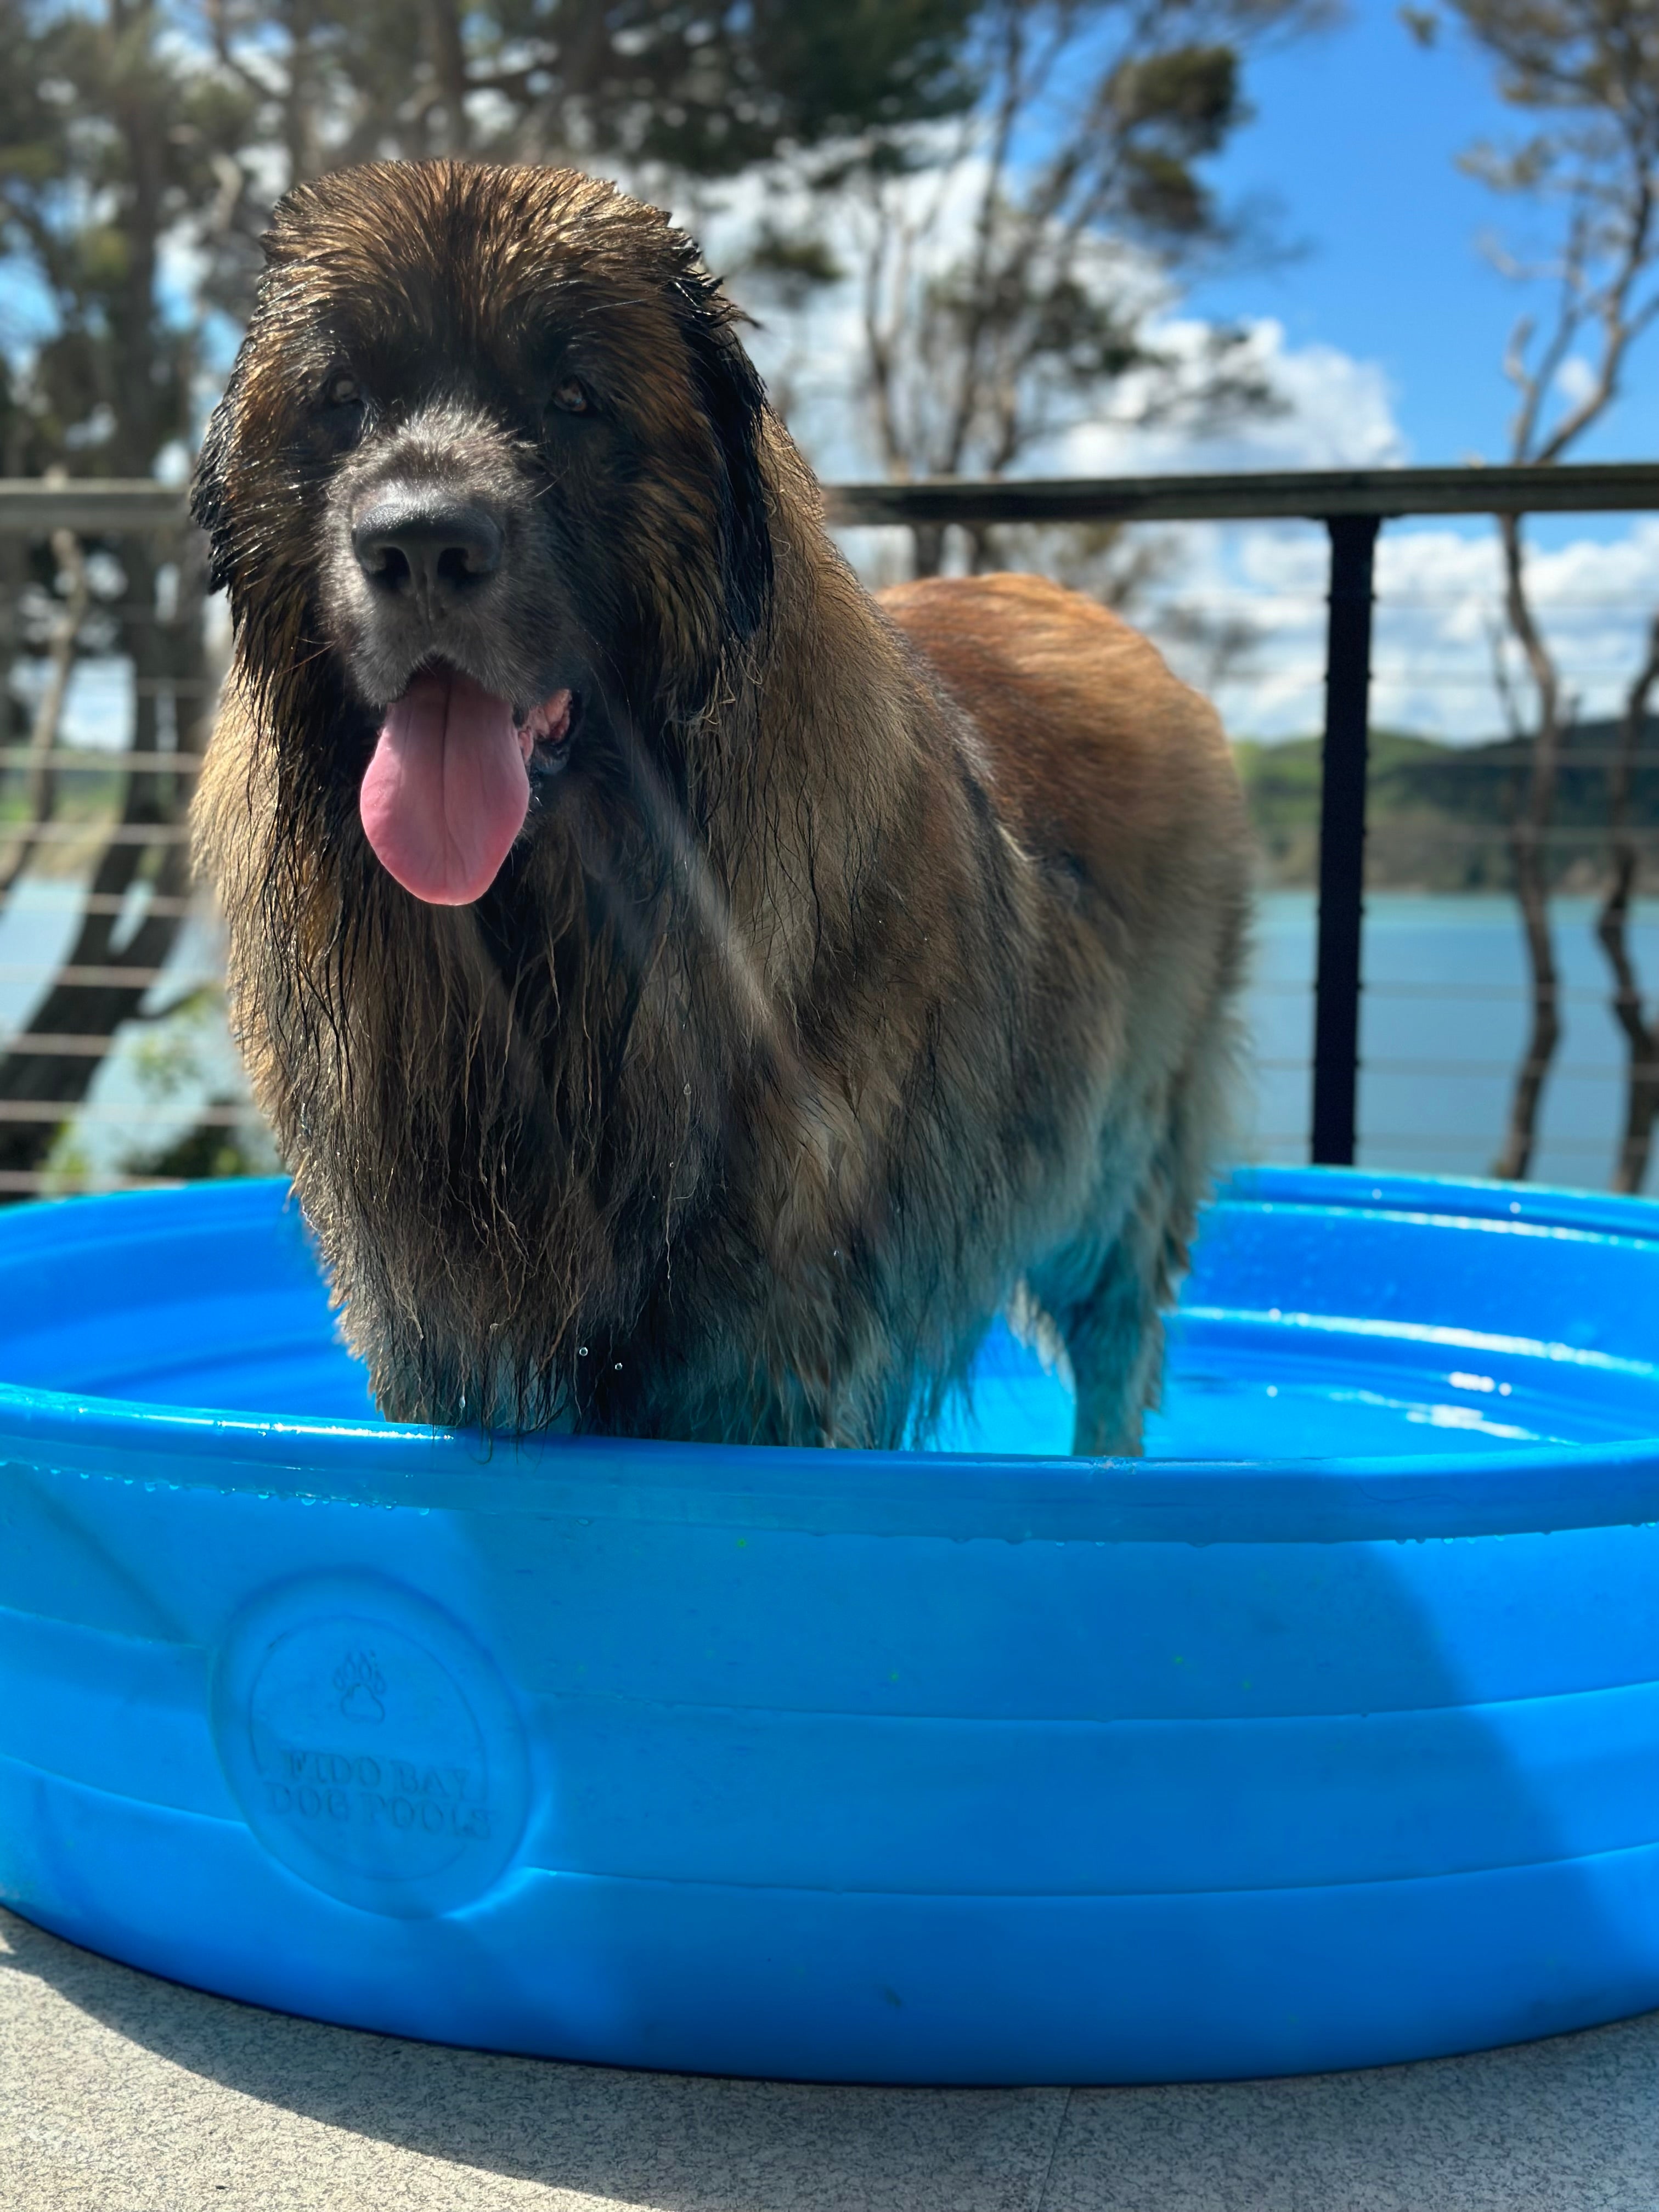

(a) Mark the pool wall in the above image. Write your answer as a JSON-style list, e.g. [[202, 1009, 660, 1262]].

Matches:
[[1, 1169, 1658, 2080]]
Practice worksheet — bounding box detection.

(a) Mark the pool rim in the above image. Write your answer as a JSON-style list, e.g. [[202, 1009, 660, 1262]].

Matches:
[[0, 1162, 1656, 1548]]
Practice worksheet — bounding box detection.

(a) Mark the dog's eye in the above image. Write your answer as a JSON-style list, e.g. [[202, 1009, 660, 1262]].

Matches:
[[324, 372, 363, 408], [548, 377, 591, 416]]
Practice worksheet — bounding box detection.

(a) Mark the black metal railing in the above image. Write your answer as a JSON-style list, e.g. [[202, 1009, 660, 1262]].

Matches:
[[7, 461, 1659, 1176]]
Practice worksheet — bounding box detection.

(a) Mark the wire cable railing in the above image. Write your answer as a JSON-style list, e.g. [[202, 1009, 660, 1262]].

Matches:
[[4, 464, 1659, 1195]]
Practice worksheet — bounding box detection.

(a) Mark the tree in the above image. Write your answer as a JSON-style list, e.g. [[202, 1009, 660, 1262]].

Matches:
[[769, 0, 1323, 576], [1421, 1, 1659, 1183]]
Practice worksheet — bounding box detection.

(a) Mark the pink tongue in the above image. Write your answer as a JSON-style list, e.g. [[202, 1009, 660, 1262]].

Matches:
[[359, 669, 529, 905]]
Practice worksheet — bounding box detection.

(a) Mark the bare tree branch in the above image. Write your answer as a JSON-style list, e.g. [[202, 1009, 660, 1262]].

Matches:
[[1451, 0, 1659, 1182], [843, 0, 1311, 580]]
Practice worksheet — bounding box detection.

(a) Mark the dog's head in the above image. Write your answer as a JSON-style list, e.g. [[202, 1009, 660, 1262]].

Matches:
[[193, 161, 772, 905]]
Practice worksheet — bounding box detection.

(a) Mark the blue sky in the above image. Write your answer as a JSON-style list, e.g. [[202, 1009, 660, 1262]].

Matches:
[[1191, 0, 1659, 471]]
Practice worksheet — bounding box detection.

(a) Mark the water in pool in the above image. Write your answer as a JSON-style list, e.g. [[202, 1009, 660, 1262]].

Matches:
[[5, 1168, 1654, 1460]]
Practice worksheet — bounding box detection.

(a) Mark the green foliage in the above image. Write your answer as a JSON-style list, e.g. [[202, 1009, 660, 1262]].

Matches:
[[1235, 723, 1659, 891], [1448, 0, 1659, 123], [125, 985, 223, 1099], [199, 0, 979, 195], [742, 223, 847, 302], [123, 1108, 274, 1183], [0, 1, 990, 398], [0, 2, 1317, 483], [0, 2, 258, 477], [119, 989, 278, 1182], [1110, 44, 1244, 237], [660, 0, 979, 167]]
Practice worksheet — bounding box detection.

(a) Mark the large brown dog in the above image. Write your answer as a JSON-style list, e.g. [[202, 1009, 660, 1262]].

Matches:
[[190, 160, 1249, 1452]]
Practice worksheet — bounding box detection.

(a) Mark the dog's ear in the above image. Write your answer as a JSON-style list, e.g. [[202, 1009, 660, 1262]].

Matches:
[[675, 278, 774, 644], [190, 369, 241, 598]]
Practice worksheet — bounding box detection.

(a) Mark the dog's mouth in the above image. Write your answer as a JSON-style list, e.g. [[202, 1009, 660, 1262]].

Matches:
[[358, 662, 577, 906], [518, 686, 582, 788]]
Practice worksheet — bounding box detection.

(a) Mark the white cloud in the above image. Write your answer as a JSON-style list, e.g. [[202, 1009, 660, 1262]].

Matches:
[[1054, 318, 1407, 477], [1555, 354, 1600, 408], [1175, 517, 1659, 743]]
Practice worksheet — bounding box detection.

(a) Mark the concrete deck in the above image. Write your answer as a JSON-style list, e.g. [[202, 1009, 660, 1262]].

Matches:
[[4, 1905, 1658, 2210]]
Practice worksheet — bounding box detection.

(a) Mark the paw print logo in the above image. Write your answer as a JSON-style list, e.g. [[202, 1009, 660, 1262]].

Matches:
[[333, 1651, 387, 1724]]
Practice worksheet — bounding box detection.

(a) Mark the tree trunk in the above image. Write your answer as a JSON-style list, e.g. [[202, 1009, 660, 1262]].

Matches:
[[1491, 514, 1565, 1182], [422, 0, 471, 151], [910, 523, 947, 578], [964, 522, 997, 574], [1492, 826, 1560, 1181], [1596, 614, 1659, 1193], [1598, 844, 1659, 1194]]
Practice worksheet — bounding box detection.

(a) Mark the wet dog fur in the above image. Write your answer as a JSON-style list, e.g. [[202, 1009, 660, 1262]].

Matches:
[[190, 159, 1249, 1451]]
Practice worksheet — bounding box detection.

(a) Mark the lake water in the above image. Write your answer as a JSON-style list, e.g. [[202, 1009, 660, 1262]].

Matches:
[[1245, 890, 1659, 1192], [0, 881, 1655, 1197]]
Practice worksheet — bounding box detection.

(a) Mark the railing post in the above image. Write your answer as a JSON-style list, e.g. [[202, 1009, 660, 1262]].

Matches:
[[1312, 514, 1380, 1167]]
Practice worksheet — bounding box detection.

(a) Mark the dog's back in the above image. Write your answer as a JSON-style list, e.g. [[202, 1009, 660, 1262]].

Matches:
[[882, 572, 1245, 1036]]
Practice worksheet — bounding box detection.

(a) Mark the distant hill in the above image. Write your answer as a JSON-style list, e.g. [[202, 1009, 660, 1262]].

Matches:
[[1233, 719, 1659, 891]]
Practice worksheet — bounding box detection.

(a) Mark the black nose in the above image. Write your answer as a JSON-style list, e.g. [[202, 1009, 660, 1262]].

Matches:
[[351, 494, 504, 596]]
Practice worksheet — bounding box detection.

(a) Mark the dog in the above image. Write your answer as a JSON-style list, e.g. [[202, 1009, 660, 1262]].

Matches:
[[190, 159, 1249, 1453]]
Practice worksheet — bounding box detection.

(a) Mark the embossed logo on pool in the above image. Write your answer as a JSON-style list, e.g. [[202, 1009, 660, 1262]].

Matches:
[[213, 1575, 529, 1917], [263, 1747, 495, 1841]]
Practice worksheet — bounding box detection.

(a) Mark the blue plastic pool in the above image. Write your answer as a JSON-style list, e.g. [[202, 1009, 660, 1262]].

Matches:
[[3, 1164, 1659, 2083]]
